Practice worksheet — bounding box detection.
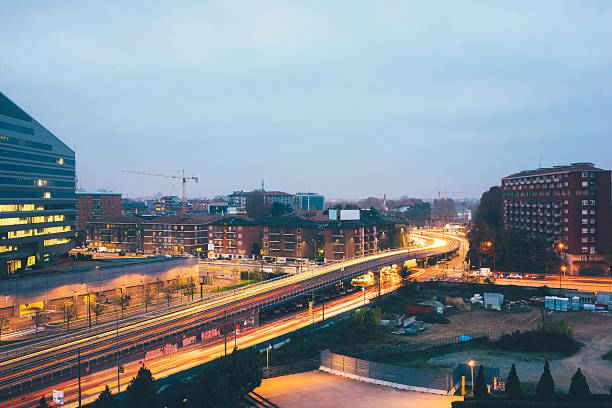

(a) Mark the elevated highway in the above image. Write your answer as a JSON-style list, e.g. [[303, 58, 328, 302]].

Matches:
[[0, 232, 461, 402]]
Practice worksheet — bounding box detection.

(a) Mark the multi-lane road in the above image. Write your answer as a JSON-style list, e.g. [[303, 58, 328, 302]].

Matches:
[[0, 232, 462, 407]]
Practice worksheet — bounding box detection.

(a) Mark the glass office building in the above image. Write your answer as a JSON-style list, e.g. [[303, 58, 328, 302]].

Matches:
[[0, 92, 75, 276], [294, 192, 325, 211]]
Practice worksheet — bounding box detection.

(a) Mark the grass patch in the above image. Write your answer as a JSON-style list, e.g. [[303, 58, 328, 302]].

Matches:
[[602, 350, 612, 362], [208, 280, 254, 293], [374, 338, 489, 370], [0, 339, 24, 346]]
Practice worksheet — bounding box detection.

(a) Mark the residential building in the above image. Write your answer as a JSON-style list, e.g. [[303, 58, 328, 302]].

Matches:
[[259, 215, 318, 259], [501, 162, 612, 275], [228, 191, 248, 209], [294, 192, 325, 211], [0, 91, 76, 276], [76, 190, 121, 231], [208, 200, 229, 214], [86, 216, 144, 252], [122, 199, 151, 217], [323, 220, 378, 261], [154, 195, 183, 215], [206, 216, 260, 259], [143, 215, 216, 255]]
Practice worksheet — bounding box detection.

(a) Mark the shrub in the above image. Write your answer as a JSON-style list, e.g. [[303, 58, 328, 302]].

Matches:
[[536, 361, 555, 397], [420, 311, 449, 324], [495, 329, 578, 355], [569, 368, 590, 396], [505, 363, 521, 398], [473, 365, 489, 399]]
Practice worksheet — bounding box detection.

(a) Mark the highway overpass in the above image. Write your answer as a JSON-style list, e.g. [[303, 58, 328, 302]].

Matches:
[[0, 232, 461, 405]]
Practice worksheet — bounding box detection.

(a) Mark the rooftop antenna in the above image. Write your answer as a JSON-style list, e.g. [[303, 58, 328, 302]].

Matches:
[[261, 178, 265, 192]]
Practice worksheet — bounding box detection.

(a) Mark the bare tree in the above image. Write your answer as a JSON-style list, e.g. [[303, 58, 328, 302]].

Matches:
[[59, 300, 77, 331], [0, 315, 9, 341], [162, 285, 174, 307], [143, 286, 154, 312], [183, 277, 196, 301], [32, 309, 51, 336], [91, 303, 105, 325], [113, 292, 130, 319]]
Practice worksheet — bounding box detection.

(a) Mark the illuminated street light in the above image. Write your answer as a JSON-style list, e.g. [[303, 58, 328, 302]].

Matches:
[[266, 344, 272, 378], [468, 360, 476, 395]]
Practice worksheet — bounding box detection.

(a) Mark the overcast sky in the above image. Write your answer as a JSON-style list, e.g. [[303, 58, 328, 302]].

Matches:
[[1, 1, 611, 200]]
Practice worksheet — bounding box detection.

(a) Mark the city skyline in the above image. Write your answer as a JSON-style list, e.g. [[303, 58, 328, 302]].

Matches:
[[1, 1, 611, 199]]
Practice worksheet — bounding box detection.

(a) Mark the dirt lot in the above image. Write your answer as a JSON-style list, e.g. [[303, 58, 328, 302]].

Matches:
[[392, 309, 612, 393]]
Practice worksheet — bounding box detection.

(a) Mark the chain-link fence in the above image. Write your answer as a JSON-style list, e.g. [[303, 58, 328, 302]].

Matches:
[[262, 359, 320, 379]]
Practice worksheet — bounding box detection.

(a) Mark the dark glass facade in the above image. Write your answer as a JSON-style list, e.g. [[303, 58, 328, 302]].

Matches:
[[0, 92, 75, 276]]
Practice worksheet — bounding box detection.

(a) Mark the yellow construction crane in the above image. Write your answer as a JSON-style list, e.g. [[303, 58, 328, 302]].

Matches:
[[121, 169, 199, 213]]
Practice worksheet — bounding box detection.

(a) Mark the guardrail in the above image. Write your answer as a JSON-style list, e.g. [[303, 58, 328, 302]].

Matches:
[[0, 234, 461, 396]]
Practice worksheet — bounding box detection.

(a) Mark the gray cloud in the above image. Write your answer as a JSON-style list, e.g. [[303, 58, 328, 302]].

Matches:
[[1, 1, 610, 199]]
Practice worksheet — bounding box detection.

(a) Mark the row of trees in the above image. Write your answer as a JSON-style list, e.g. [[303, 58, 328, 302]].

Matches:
[[466, 186, 561, 273], [470, 361, 592, 400], [42, 348, 261, 408]]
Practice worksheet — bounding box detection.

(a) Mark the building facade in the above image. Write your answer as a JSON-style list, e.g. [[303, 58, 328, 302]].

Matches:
[[502, 163, 612, 275], [86, 216, 144, 252], [324, 221, 378, 261], [0, 92, 76, 276], [76, 191, 121, 231], [207, 216, 260, 259], [260, 215, 318, 259], [294, 192, 325, 211], [143, 215, 214, 255]]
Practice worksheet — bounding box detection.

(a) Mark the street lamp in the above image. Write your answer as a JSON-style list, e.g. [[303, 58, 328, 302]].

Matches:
[[266, 344, 272, 378], [468, 360, 476, 395], [560, 265, 567, 289], [485, 241, 495, 272]]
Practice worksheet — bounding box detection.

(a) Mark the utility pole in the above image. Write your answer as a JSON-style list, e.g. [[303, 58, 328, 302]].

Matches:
[[322, 302, 325, 321], [115, 300, 120, 392], [78, 347, 82, 407], [224, 310, 227, 356]]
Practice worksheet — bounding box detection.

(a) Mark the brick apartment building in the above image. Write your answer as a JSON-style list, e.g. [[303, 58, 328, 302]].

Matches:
[[207, 216, 260, 259], [501, 162, 612, 275], [260, 215, 318, 259], [143, 215, 217, 255], [324, 220, 378, 261], [86, 216, 144, 252], [76, 191, 121, 231]]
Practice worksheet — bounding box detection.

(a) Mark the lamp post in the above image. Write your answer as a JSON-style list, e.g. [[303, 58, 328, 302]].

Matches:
[[468, 360, 476, 395], [266, 344, 272, 378], [558, 243, 566, 289], [485, 241, 495, 272]]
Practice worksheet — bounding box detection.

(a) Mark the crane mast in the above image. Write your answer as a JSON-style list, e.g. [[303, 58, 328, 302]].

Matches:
[[121, 169, 199, 213]]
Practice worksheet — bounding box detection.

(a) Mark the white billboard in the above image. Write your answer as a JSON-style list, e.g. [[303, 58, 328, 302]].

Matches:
[[340, 209, 360, 220]]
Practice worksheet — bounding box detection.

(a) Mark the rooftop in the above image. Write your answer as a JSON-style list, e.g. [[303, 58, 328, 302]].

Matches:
[[76, 190, 122, 196], [257, 215, 317, 228], [503, 162, 604, 179]]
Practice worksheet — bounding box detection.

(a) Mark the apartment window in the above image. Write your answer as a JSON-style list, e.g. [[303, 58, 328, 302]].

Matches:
[[581, 181, 588, 187], [238, 233, 242, 238], [563, 218, 568, 223], [582, 247, 588, 253], [564, 209, 568, 214], [582, 237, 588, 243], [582, 219, 588, 225], [581, 172, 588, 178], [564, 227, 569, 232], [581, 209, 588, 215], [590, 200, 596, 205], [590, 247, 596, 254], [590, 209, 596, 215], [581, 200, 588, 206], [582, 228, 588, 234], [589, 237, 596, 243], [590, 219, 596, 224], [590, 228, 596, 233]]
